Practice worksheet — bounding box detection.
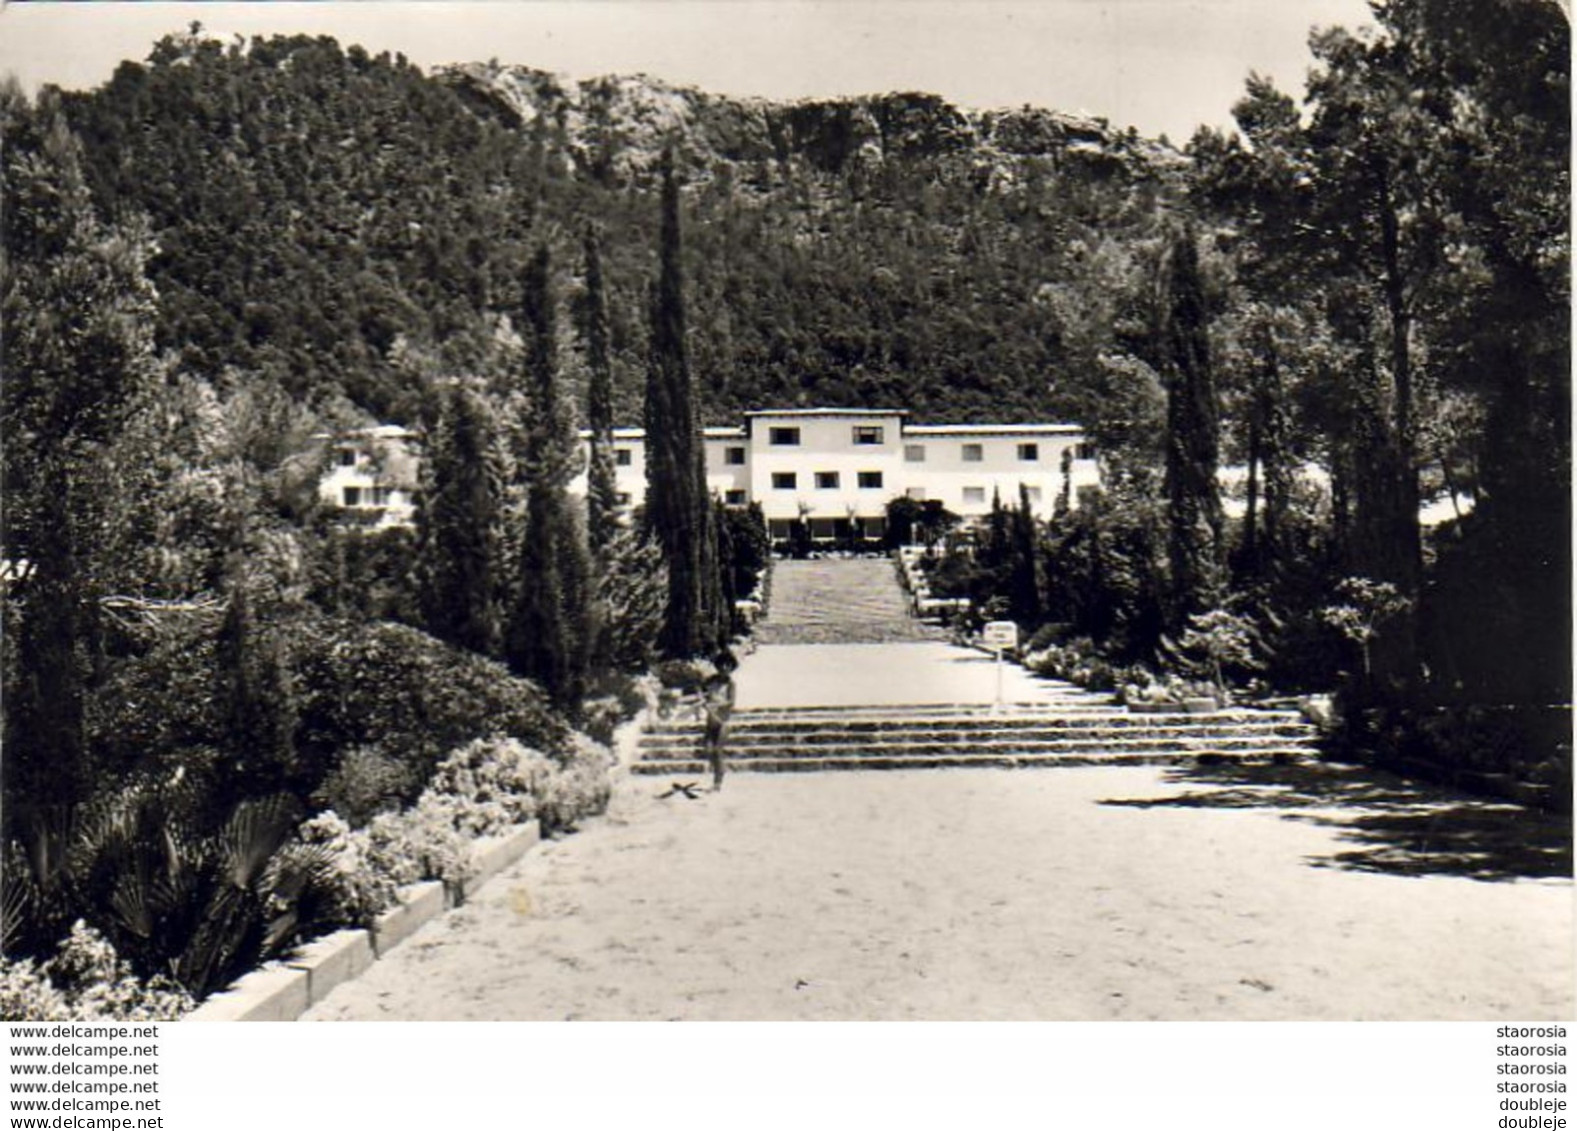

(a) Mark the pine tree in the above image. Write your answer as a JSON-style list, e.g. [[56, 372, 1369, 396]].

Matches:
[[1162, 226, 1223, 626], [505, 244, 591, 707], [415, 384, 503, 657], [644, 147, 717, 658]]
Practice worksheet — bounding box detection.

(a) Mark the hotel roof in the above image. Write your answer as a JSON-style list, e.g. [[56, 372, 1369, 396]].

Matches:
[[906, 423, 1082, 436], [742, 407, 909, 418]]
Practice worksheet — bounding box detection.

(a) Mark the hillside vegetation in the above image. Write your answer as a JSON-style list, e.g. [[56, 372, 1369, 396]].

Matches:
[[57, 29, 1185, 428]]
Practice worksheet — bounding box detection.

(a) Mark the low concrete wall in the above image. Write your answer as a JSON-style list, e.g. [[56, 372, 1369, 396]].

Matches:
[[462, 822, 542, 901], [184, 819, 543, 1022], [185, 964, 309, 1023], [371, 881, 446, 958]]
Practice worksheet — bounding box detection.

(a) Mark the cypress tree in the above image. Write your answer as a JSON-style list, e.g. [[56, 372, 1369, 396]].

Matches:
[[644, 147, 716, 658], [215, 553, 298, 802], [1009, 483, 1045, 626], [1162, 226, 1223, 626], [505, 244, 591, 707], [1, 89, 161, 830], [581, 224, 621, 563], [415, 384, 503, 657]]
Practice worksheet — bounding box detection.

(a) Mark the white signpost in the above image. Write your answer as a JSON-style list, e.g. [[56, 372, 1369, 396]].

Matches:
[[982, 620, 1019, 710]]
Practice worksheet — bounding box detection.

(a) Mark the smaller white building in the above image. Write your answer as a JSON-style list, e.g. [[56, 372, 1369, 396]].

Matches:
[[315, 425, 421, 529]]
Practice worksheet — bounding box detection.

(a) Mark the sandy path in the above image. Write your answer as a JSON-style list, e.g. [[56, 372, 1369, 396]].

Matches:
[[734, 642, 1094, 708], [303, 765, 1571, 1021]]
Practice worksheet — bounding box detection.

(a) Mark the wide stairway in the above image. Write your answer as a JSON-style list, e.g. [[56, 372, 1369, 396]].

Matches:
[[636, 554, 1325, 774], [632, 702, 1320, 774], [753, 557, 947, 645]]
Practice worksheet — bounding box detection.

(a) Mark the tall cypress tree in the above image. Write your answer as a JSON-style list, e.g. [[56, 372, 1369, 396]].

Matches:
[[1162, 226, 1223, 626], [644, 147, 716, 658], [215, 550, 298, 802], [581, 225, 621, 564], [1, 88, 161, 829], [1009, 483, 1045, 626], [415, 383, 503, 657], [506, 244, 591, 707]]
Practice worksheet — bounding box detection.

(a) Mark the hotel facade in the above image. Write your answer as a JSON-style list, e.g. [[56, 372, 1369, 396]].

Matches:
[[571, 408, 1101, 542]]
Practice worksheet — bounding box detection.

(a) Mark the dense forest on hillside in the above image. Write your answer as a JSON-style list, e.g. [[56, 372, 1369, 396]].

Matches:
[[53, 27, 1187, 428]]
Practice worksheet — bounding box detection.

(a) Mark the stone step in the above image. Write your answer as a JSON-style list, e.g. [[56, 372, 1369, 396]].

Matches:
[[756, 558, 939, 643], [645, 712, 1312, 737], [639, 733, 1317, 757], [631, 748, 1315, 774], [638, 732, 1317, 757], [640, 719, 1318, 744]]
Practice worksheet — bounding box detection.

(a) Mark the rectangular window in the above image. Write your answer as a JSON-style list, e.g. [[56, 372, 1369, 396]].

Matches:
[[962, 486, 986, 504], [615, 448, 633, 467], [858, 471, 883, 489], [906, 486, 926, 500], [852, 425, 884, 446], [1075, 442, 1097, 461], [904, 444, 926, 463], [962, 443, 984, 462], [815, 471, 840, 489], [342, 486, 362, 507], [1017, 443, 1039, 461], [368, 486, 392, 506], [771, 472, 797, 490], [724, 489, 747, 505], [725, 446, 746, 465], [338, 449, 358, 467], [769, 427, 801, 446]]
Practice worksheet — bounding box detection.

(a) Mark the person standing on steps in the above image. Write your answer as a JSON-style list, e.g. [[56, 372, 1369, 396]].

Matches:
[[700, 649, 738, 791]]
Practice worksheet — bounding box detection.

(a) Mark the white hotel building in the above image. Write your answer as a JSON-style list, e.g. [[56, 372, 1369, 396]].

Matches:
[[575, 408, 1100, 542]]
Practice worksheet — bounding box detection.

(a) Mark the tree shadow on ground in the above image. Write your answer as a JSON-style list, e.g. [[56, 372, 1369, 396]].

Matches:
[[1101, 762, 1572, 882]]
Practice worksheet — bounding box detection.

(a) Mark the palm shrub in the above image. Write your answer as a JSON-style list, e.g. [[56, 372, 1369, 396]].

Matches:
[[2, 783, 345, 998]]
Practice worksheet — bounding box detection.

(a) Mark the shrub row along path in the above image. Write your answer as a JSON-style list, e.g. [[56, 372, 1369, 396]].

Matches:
[[303, 560, 1572, 1021]]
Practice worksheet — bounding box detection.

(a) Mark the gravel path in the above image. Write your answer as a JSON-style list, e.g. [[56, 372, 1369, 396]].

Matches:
[[303, 763, 1571, 1022]]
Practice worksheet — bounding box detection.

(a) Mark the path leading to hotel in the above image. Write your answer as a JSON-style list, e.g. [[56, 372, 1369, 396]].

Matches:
[[302, 763, 1571, 1021], [303, 562, 1570, 1021]]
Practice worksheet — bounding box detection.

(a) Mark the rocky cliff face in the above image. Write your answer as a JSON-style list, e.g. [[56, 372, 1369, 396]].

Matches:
[[435, 61, 1185, 187]]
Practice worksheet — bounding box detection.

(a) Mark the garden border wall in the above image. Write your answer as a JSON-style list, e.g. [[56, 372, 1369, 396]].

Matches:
[[185, 820, 543, 1022]]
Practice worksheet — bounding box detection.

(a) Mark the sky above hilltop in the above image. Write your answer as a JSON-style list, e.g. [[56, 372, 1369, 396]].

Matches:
[[0, 1, 1377, 142]]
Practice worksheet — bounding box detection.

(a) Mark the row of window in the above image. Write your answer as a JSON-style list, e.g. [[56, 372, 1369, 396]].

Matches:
[[771, 471, 886, 490], [341, 486, 399, 507], [612, 440, 1097, 467], [763, 426, 1041, 463]]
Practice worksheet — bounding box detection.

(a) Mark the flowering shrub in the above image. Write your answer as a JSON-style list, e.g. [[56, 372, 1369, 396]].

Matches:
[[0, 922, 194, 1022], [538, 734, 615, 835], [284, 810, 398, 927], [364, 799, 474, 892], [1024, 637, 1146, 693], [0, 958, 74, 1021], [426, 737, 553, 836], [1119, 674, 1221, 708]]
